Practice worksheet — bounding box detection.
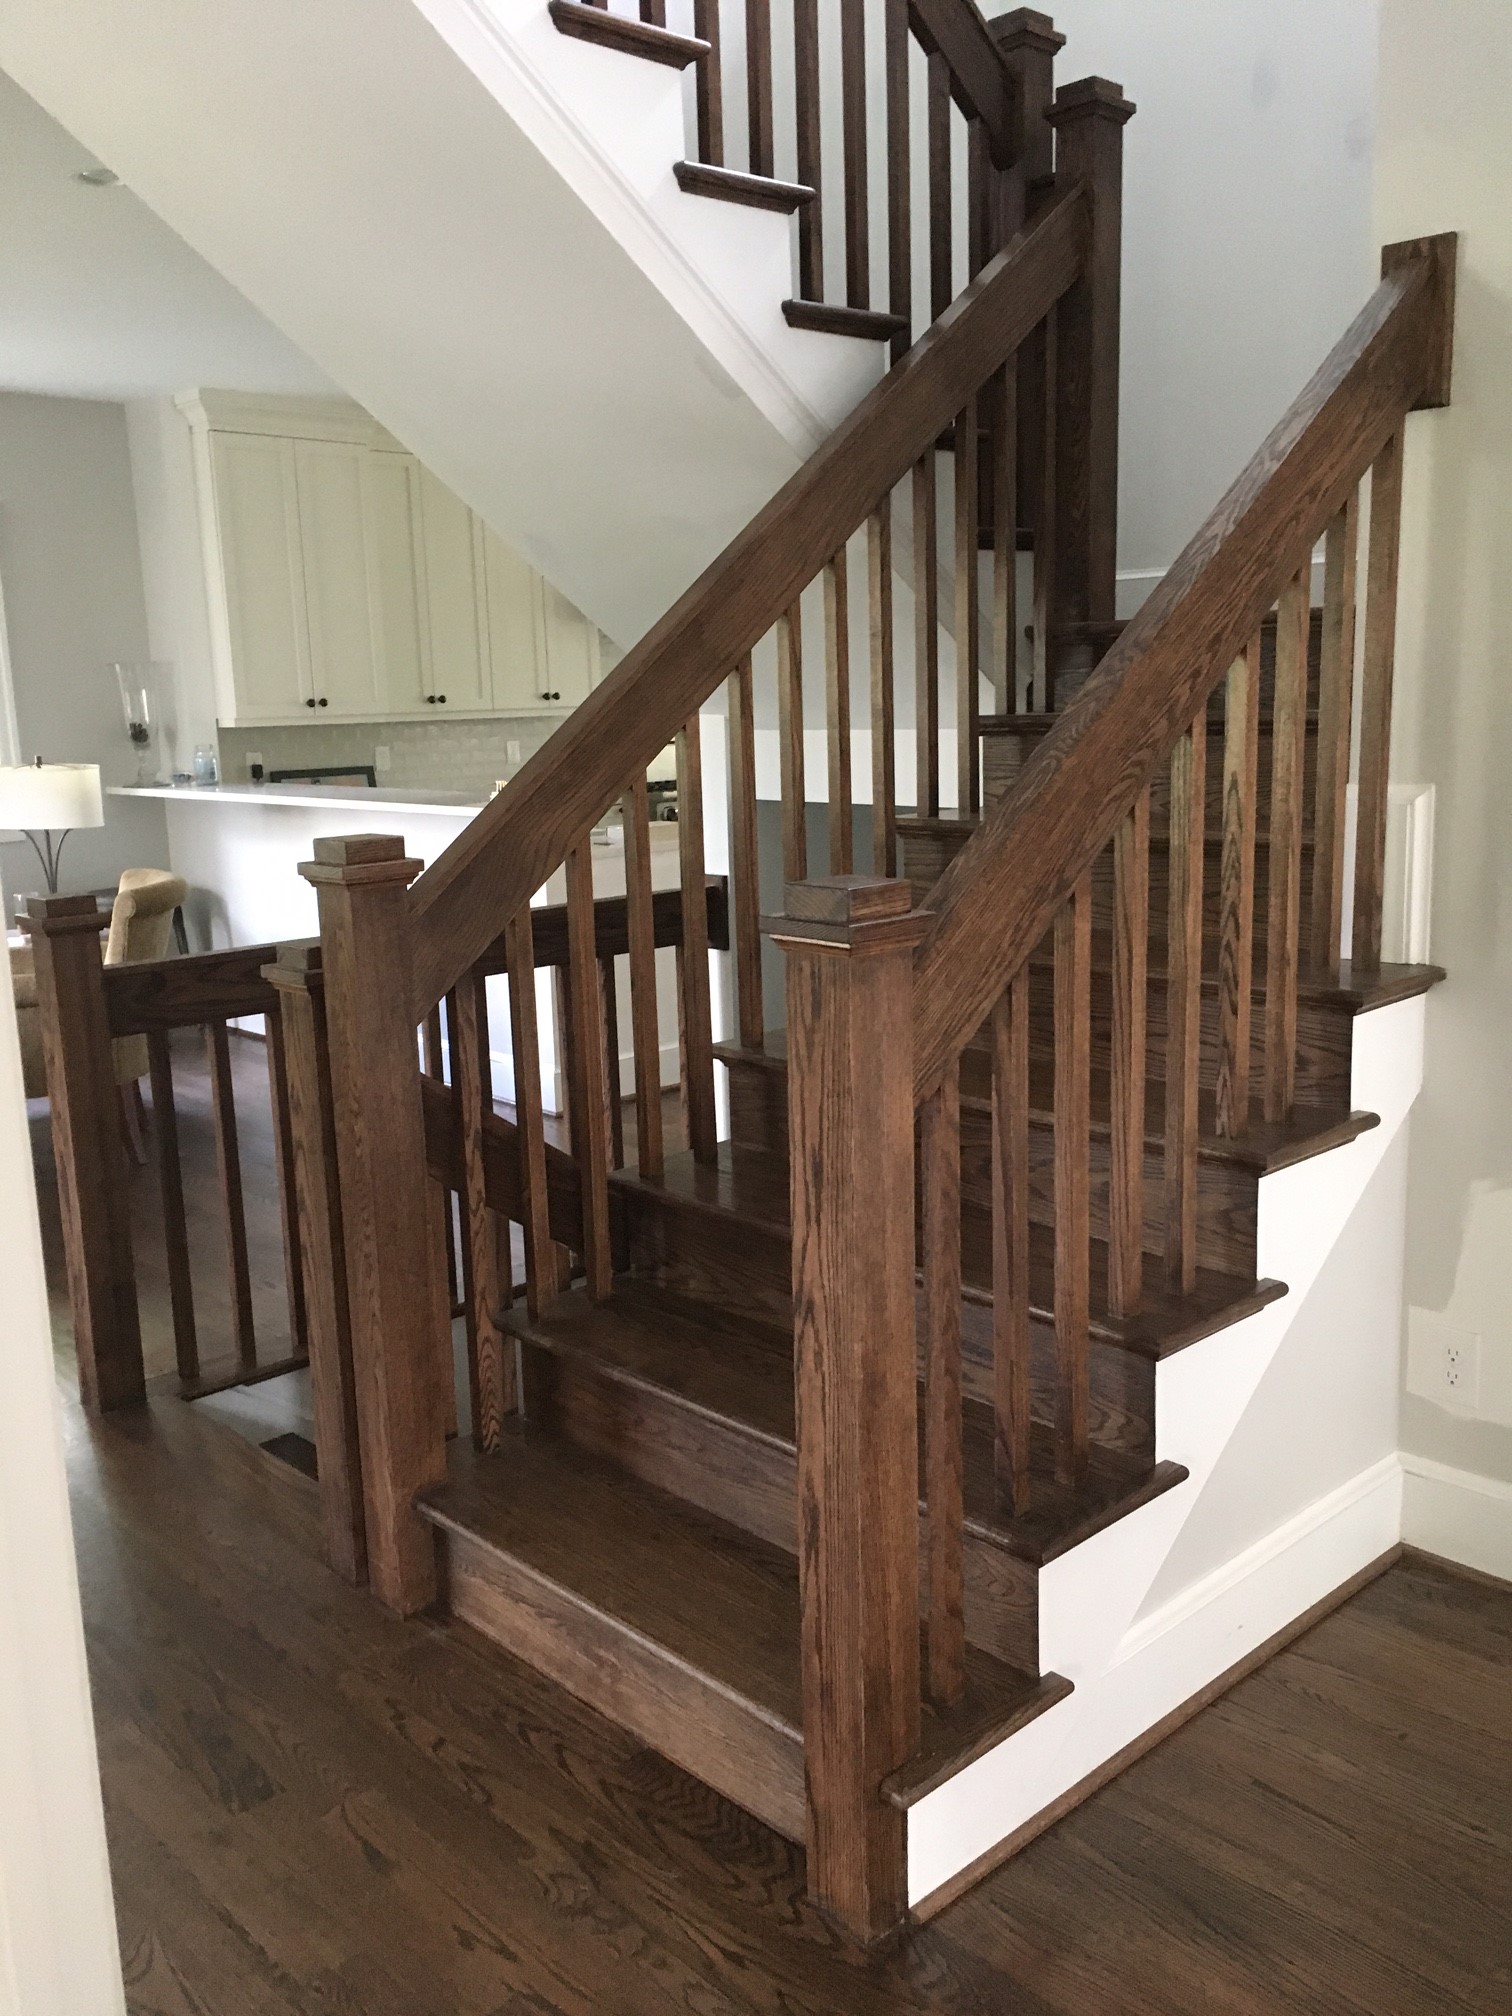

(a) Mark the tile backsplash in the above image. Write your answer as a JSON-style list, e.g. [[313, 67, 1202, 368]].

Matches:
[[216, 714, 564, 801]]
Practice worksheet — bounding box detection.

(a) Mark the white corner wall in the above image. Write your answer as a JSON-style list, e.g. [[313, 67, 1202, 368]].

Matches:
[[0, 874, 125, 2016]]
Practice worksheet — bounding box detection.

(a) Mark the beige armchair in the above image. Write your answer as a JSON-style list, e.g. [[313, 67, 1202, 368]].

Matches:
[[11, 869, 189, 1157]]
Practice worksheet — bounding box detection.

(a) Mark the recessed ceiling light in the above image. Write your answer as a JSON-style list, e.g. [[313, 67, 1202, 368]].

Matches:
[[74, 166, 119, 188]]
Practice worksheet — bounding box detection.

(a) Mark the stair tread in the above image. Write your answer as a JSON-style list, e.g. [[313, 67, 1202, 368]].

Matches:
[[505, 1283, 1189, 1562], [781, 299, 909, 341], [674, 160, 814, 211], [897, 811, 1323, 855], [615, 1141, 1285, 1359], [713, 1028, 1378, 1175], [420, 1425, 1066, 1792], [548, 0, 707, 66]]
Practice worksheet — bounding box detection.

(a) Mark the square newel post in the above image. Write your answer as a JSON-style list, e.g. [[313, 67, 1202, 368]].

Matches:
[[22, 895, 144, 1412], [301, 836, 448, 1616], [1048, 76, 1135, 629], [769, 876, 926, 1943]]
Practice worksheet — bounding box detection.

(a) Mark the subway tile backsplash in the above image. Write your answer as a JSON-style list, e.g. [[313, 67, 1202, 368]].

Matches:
[[216, 714, 563, 802]]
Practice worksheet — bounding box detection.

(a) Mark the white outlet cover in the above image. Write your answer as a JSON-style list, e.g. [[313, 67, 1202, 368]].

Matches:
[[506, 740, 522, 765], [1406, 1306, 1483, 1414]]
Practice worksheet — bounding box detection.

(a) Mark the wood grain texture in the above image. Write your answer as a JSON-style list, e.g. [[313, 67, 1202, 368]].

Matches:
[[726, 658, 764, 1046], [677, 716, 719, 1162], [1032, 304, 1057, 710], [548, 0, 706, 64], [1352, 430, 1404, 973], [868, 502, 898, 874], [772, 879, 925, 1940], [912, 250, 1436, 1097], [264, 1008, 310, 1370], [1164, 720, 1206, 1293], [145, 1030, 198, 1387], [920, 1069, 965, 1708], [1214, 638, 1261, 1137], [824, 549, 854, 872], [927, 53, 952, 323], [910, 0, 1021, 165], [303, 835, 446, 1615], [991, 970, 1032, 1512], [840, 0, 868, 308], [914, 452, 941, 815], [745, 0, 773, 177], [1108, 787, 1149, 1316], [793, 0, 822, 299], [452, 969, 513, 1450], [104, 939, 283, 1035], [1264, 570, 1311, 1122], [777, 601, 807, 881], [1053, 877, 1092, 1485], [565, 840, 614, 1297], [992, 357, 1019, 709], [205, 1020, 258, 1375], [955, 394, 981, 817], [885, 0, 911, 354], [691, 0, 723, 166], [621, 777, 667, 1175], [505, 905, 564, 1310], [1310, 495, 1359, 977]]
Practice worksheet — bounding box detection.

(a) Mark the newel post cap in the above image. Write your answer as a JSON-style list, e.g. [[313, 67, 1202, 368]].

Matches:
[[765, 875, 928, 954], [299, 832, 424, 890], [989, 8, 1066, 58], [18, 892, 106, 938], [1048, 75, 1136, 126]]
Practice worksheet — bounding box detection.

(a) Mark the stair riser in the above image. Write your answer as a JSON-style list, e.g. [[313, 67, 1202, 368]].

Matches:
[[983, 723, 1321, 825], [518, 1340, 1042, 1671], [438, 1526, 807, 1842]]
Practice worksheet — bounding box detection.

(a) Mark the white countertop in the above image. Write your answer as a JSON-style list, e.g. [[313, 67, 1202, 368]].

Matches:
[[110, 781, 490, 816]]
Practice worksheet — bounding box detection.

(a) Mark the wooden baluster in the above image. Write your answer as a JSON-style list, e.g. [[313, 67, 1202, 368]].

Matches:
[[824, 548, 853, 873], [991, 969, 1032, 1512], [1047, 79, 1134, 633], [840, 0, 868, 309], [992, 358, 1019, 714], [920, 1066, 964, 1708], [1312, 494, 1359, 978], [1165, 716, 1206, 1294], [505, 905, 563, 1309], [1353, 430, 1405, 974], [868, 501, 897, 875], [1053, 877, 1091, 1485], [263, 943, 367, 1585], [566, 840, 614, 1297], [927, 53, 952, 320], [968, 121, 991, 280], [884, 0, 910, 356], [453, 967, 513, 1451], [914, 455, 940, 816], [1265, 569, 1311, 1121], [422, 1002, 460, 1316], [794, 0, 822, 299], [726, 655, 764, 1047], [146, 1031, 198, 1387], [600, 958, 624, 1170], [304, 834, 447, 1616], [640, 0, 666, 22], [1033, 307, 1057, 710], [1108, 787, 1149, 1318], [206, 1019, 257, 1375], [423, 1005, 445, 1078], [677, 716, 718, 1162], [266, 1005, 310, 1362], [691, 0, 723, 167], [621, 777, 668, 1172], [745, 0, 773, 178], [1215, 638, 1262, 1138], [771, 876, 924, 1941], [778, 602, 808, 880], [955, 395, 980, 817]]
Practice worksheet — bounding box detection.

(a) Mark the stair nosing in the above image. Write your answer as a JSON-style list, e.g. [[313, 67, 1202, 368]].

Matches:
[[547, 0, 708, 67], [673, 160, 814, 211]]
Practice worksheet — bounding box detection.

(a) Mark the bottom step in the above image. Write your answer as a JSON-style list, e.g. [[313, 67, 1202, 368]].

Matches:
[[418, 1430, 1070, 1843]]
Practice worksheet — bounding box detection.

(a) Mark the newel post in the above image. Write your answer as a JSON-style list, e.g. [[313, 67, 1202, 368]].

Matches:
[[770, 876, 925, 1942], [1048, 75, 1135, 630], [22, 895, 143, 1412], [263, 941, 367, 1587], [301, 836, 448, 1615]]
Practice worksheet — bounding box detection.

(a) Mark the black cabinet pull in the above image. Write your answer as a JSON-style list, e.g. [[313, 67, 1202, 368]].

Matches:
[[305, 696, 316, 709], [317, 696, 328, 707], [425, 694, 434, 704], [437, 694, 447, 705]]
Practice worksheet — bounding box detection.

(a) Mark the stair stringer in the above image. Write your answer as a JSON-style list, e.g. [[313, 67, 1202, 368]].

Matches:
[[905, 994, 1426, 1909]]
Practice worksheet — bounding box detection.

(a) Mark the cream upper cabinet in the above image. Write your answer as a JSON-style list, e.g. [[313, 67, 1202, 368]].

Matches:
[[184, 392, 602, 727]]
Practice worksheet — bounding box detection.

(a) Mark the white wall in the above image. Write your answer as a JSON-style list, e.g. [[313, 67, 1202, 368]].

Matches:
[[0, 392, 169, 900], [1057, 0, 1379, 603], [0, 870, 126, 2016], [124, 396, 219, 770], [1375, 0, 1512, 1575]]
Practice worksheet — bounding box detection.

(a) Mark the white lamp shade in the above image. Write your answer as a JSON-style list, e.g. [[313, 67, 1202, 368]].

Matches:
[[0, 763, 105, 832]]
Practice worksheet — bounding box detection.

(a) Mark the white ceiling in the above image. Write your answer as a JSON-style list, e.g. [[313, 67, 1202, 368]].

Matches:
[[0, 68, 335, 401]]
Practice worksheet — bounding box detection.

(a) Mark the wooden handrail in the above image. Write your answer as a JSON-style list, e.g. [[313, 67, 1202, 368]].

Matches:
[[408, 184, 1090, 1018], [908, 0, 1020, 165], [910, 233, 1456, 1098]]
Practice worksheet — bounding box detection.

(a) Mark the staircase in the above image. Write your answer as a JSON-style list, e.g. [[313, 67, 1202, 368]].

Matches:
[[26, 0, 1458, 1950]]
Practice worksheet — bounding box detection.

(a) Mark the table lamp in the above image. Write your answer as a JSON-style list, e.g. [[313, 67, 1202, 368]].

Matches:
[[0, 760, 105, 893]]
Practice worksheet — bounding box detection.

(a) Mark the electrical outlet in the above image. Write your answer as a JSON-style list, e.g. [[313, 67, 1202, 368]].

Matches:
[[1407, 1308, 1482, 1414], [374, 745, 391, 775], [506, 739, 522, 766]]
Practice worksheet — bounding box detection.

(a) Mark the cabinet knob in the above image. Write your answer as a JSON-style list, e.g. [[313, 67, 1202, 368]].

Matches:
[[305, 697, 316, 709], [317, 696, 328, 708], [541, 690, 561, 703], [425, 694, 434, 704], [437, 694, 447, 705]]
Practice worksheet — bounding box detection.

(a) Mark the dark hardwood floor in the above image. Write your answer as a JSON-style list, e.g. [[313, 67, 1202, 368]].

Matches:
[[32, 1038, 1512, 2014]]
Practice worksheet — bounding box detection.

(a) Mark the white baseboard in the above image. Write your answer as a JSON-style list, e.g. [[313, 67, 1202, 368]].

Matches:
[[1402, 1453, 1512, 1583]]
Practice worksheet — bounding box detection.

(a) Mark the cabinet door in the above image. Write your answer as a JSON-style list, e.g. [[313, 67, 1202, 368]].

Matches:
[[481, 526, 548, 713], [366, 452, 431, 715], [293, 440, 382, 719], [211, 433, 313, 721], [538, 578, 600, 711], [418, 470, 491, 714]]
